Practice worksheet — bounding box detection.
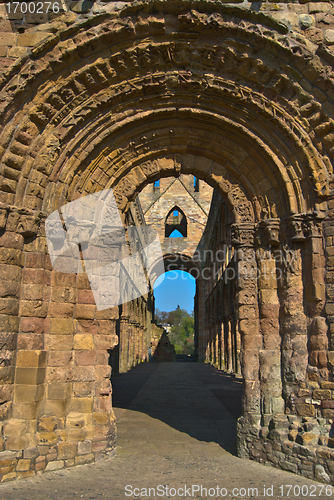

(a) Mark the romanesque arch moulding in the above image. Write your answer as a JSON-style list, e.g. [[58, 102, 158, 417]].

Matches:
[[0, 0, 333, 483]]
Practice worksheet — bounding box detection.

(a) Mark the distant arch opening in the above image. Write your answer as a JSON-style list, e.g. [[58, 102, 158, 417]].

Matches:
[[165, 206, 187, 238]]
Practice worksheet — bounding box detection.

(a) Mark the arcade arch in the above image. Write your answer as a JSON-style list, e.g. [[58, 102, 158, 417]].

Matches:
[[0, 0, 333, 484]]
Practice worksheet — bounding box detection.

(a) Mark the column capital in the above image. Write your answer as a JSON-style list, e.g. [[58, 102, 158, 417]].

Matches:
[[287, 212, 324, 242], [230, 223, 256, 247], [256, 218, 280, 247]]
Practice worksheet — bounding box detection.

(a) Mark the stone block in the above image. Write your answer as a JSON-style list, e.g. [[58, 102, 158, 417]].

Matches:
[[0, 385, 13, 404], [35, 460, 46, 471], [45, 460, 64, 471], [51, 286, 76, 303], [295, 403, 315, 417], [16, 350, 46, 368], [20, 317, 46, 334], [77, 440, 92, 455], [77, 290, 95, 304], [97, 320, 116, 335], [95, 307, 119, 320], [322, 409, 334, 419], [15, 367, 45, 385], [11, 402, 36, 420], [0, 314, 19, 332], [46, 383, 69, 400], [322, 400, 334, 409], [57, 442, 77, 460], [0, 265, 21, 282], [14, 384, 44, 403], [0, 32, 15, 46], [0, 280, 20, 299], [94, 334, 118, 350], [19, 300, 48, 318], [74, 453, 94, 466], [23, 447, 39, 459], [0, 248, 23, 267], [68, 397, 93, 413], [22, 268, 46, 285], [0, 232, 23, 250], [74, 350, 96, 366], [0, 297, 19, 315], [48, 350, 73, 367], [309, 3, 333, 14], [93, 412, 110, 425], [44, 334, 73, 351], [16, 459, 31, 472], [75, 305, 96, 320], [325, 29, 334, 44], [73, 334, 94, 350], [17, 32, 52, 47], [22, 284, 44, 301], [77, 320, 98, 335], [17, 334, 44, 350], [50, 318, 76, 335], [94, 365, 111, 381], [48, 302, 75, 317], [73, 382, 94, 397], [313, 389, 331, 400], [40, 399, 66, 418]]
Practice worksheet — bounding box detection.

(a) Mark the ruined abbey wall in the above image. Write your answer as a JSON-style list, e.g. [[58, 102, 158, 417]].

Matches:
[[0, 0, 334, 485]]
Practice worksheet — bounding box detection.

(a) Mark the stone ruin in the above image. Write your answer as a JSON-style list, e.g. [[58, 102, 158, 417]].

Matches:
[[0, 0, 334, 485]]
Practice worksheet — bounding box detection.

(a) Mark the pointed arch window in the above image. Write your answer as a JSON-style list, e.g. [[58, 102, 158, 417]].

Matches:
[[165, 206, 187, 238]]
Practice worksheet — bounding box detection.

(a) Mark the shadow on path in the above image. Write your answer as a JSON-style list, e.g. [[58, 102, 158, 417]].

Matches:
[[112, 362, 243, 455]]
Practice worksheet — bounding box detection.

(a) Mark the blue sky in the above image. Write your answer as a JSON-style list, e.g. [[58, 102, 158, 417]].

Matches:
[[153, 270, 196, 313]]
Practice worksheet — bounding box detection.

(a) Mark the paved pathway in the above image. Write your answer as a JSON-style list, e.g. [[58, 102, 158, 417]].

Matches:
[[0, 362, 331, 499]]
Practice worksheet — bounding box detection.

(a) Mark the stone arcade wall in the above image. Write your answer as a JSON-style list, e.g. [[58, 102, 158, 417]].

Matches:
[[1, 0, 334, 485], [0, 198, 155, 480]]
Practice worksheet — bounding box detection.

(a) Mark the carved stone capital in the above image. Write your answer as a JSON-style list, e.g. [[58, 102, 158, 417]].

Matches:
[[230, 223, 255, 247], [304, 212, 324, 239], [287, 212, 324, 242], [287, 214, 306, 242], [257, 219, 280, 246]]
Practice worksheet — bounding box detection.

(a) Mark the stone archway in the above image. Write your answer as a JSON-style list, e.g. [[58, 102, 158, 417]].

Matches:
[[0, 0, 333, 483]]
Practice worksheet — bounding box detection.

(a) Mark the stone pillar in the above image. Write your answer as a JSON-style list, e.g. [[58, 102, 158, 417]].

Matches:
[[279, 215, 309, 408], [0, 227, 22, 425], [302, 214, 328, 383], [232, 223, 261, 427], [256, 220, 285, 422]]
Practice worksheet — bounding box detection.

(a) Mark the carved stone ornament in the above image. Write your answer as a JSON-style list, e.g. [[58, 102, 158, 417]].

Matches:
[[258, 219, 280, 246], [231, 223, 255, 247], [287, 214, 307, 242], [287, 213, 324, 242]]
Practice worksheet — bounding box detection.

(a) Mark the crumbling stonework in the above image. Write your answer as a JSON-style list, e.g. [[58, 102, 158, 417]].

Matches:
[[0, 0, 334, 485]]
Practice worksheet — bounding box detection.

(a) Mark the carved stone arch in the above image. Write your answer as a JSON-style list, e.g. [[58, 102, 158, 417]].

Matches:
[[0, 3, 331, 219], [0, 0, 334, 484]]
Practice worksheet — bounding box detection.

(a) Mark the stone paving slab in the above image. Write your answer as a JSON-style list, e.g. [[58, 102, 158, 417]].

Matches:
[[0, 362, 332, 500]]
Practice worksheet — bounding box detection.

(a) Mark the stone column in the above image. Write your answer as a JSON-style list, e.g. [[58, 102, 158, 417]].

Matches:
[[279, 215, 309, 410], [232, 223, 261, 427], [302, 214, 328, 383], [0, 221, 23, 425], [256, 220, 285, 423]]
